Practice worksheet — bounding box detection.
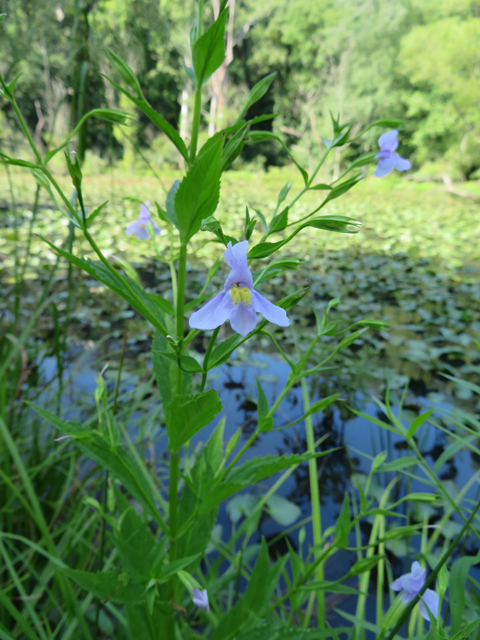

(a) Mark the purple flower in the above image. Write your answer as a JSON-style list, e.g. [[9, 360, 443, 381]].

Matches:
[[192, 588, 209, 612], [391, 561, 440, 622], [374, 130, 411, 178], [189, 241, 290, 337], [125, 201, 161, 240]]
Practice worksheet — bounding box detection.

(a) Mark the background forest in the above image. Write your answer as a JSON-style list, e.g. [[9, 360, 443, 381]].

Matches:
[[1, 0, 480, 181]]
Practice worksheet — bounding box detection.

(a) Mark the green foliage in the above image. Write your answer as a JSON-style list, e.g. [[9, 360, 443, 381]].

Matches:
[[174, 134, 223, 241], [165, 390, 223, 452], [192, 9, 229, 87]]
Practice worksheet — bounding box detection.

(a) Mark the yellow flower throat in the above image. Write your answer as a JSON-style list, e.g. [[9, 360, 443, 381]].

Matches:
[[230, 286, 251, 306]]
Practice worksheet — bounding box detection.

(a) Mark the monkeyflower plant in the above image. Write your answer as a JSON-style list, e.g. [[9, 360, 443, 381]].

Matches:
[[6, 7, 474, 640]]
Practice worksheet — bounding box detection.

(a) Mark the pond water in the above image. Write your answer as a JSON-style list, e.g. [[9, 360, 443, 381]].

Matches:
[[36, 344, 480, 631]]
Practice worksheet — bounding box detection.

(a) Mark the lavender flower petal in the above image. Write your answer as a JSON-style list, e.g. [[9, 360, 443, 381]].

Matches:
[[373, 154, 395, 178], [229, 303, 257, 336], [390, 576, 406, 592], [378, 130, 399, 153], [192, 588, 209, 612], [126, 220, 141, 236], [393, 155, 411, 172], [139, 201, 151, 224], [224, 241, 253, 290], [189, 291, 234, 331], [251, 291, 290, 327], [126, 220, 150, 240], [419, 589, 440, 622]]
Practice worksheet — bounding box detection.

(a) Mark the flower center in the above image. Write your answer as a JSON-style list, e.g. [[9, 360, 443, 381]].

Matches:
[[230, 286, 251, 306]]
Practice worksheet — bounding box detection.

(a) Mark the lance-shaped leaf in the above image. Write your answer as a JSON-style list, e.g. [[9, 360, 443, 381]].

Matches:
[[104, 72, 188, 161], [62, 569, 147, 604], [237, 72, 276, 121], [27, 404, 168, 532], [192, 9, 228, 86], [40, 238, 167, 335], [174, 135, 223, 241], [165, 390, 223, 452], [248, 215, 360, 259], [45, 109, 131, 164], [199, 450, 332, 513]]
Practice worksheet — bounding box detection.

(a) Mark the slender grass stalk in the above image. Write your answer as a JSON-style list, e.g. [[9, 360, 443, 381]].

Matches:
[[6, 165, 20, 328], [301, 379, 324, 630], [18, 184, 40, 300]]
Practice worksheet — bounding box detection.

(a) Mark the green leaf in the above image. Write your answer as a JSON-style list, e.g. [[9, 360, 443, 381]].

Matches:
[[104, 75, 189, 161], [450, 552, 480, 635], [250, 206, 268, 234], [377, 457, 418, 472], [176, 420, 225, 568], [347, 151, 376, 170], [148, 293, 174, 317], [222, 122, 251, 171], [300, 582, 362, 595], [0, 14, 6, 24], [164, 179, 181, 229], [253, 256, 304, 286], [334, 493, 351, 548], [305, 394, 341, 417], [255, 377, 269, 419], [158, 554, 202, 581], [407, 410, 433, 439], [192, 9, 228, 86], [277, 287, 309, 311], [200, 450, 331, 513], [348, 556, 383, 578], [39, 237, 167, 335], [28, 404, 167, 532], [255, 377, 272, 432], [248, 215, 360, 258], [174, 134, 223, 241], [165, 390, 223, 452], [323, 175, 363, 204], [105, 47, 143, 97], [269, 206, 289, 234], [62, 569, 146, 603], [152, 331, 173, 406], [208, 335, 243, 369], [0, 152, 39, 169], [115, 508, 167, 581], [153, 350, 203, 374], [212, 540, 287, 640], [86, 201, 108, 228], [237, 72, 276, 121]]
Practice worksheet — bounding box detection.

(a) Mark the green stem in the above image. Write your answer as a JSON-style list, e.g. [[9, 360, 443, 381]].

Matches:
[[167, 241, 187, 640], [190, 88, 202, 162], [175, 243, 188, 391], [301, 379, 324, 630], [199, 327, 220, 392]]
